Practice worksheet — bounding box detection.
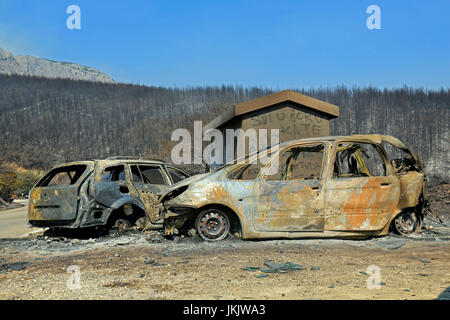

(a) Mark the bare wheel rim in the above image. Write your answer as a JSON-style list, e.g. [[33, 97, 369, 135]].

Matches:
[[197, 210, 229, 241], [113, 218, 132, 230], [394, 211, 419, 235]]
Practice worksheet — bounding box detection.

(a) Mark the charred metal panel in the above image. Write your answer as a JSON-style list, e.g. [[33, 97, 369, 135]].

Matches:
[[29, 186, 79, 221], [28, 162, 93, 222], [323, 176, 400, 231], [254, 179, 324, 232], [397, 171, 425, 208], [92, 181, 131, 208]]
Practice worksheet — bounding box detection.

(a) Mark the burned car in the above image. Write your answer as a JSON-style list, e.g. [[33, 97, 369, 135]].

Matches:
[[156, 135, 428, 241], [28, 157, 191, 230]]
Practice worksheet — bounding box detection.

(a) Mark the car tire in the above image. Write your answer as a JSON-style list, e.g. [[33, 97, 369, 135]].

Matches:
[[195, 208, 230, 241]]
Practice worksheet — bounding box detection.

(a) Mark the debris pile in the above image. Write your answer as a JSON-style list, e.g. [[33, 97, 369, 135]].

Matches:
[[243, 260, 305, 278], [0, 198, 24, 211], [0, 260, 29, 274]]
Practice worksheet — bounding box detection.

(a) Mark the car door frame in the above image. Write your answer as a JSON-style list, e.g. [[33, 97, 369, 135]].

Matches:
[[251, 141, 329, 232], [91, 162, 133, 208], [323, 139, 401, 231], [128, 163, 171, 223], [29, 163, 93, 221]]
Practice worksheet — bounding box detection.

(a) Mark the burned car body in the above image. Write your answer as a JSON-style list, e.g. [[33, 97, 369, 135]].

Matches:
[[157, 135, 428, 241], [28, 157, 190, 229]]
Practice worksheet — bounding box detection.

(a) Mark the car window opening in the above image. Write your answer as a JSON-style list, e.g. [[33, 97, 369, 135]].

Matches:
[[333, 143, 386, 178], [102, 165, 126, 182], [130, 165, 143, 183], [139, 166, 168, 185], [266, 144, 325, 181], [167, 167, 189, 183], [37, 165, 87, 187], [381, 141, 419, 173], [228, 152, 275, 181]]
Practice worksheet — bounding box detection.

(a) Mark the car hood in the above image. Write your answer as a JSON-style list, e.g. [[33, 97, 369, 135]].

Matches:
[[157, 172, 212, 200]]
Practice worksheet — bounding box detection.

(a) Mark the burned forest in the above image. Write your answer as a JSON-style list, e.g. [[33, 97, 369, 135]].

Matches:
[[0, 74, 448, 184]]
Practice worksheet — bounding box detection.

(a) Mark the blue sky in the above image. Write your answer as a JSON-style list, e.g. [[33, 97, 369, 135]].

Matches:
[[0, 0, 448, 88]]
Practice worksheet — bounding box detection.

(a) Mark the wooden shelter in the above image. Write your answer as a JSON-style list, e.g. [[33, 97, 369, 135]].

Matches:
[[204, 89, 340, 166]]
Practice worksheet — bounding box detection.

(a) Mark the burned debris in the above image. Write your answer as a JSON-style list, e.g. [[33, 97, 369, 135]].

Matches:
[[242, 260, 304, 275], [25, 135, 440, 243], [27, 157, 191, 231], [0, 260, 29, 274], [158, 134, 431, 241]]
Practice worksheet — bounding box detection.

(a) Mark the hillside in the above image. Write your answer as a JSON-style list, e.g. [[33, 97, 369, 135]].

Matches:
[[0, 74, 448, 183], [0, 48, 114, 83]]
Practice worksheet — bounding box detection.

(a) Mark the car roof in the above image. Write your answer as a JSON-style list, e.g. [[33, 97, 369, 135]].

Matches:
[[49, 159, 183, 170], [274, 134, 405, 149], [49, 161, 95, 170], [96, 159, 166, 165]]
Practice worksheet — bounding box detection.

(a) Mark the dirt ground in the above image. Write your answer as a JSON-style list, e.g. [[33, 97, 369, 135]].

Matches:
[[0, 184, 449, 300]]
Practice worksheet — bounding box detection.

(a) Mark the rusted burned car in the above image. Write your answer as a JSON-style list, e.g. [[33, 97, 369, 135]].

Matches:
[[155, 135, 428, 241], [28, 157, 190, 230]]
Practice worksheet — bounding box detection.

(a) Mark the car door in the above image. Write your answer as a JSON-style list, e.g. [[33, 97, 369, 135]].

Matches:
[[92, 164, 132, 208], [252, 143, 327, 232], [129, 164, 170, 223], [225, 153, 274, 225], [323, 141, 401, 231], [29, 164, 92, 221]]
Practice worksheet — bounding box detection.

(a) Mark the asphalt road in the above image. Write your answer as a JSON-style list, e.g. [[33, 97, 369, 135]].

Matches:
[[0, 200, 41, 239]]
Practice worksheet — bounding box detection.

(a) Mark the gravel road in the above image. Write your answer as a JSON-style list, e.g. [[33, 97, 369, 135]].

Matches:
[[0, 185, 448, 300]]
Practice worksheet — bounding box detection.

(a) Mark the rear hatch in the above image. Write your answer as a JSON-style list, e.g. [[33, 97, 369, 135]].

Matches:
[[28, 163, 93, 222]]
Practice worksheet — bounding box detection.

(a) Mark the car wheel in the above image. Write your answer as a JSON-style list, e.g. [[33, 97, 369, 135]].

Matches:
[[112, 218, 132, 230], [195, 208, 230, 241], [392, 210, 422, 235]]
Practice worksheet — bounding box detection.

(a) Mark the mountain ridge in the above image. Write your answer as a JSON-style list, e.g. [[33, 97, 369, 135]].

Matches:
[[0, 48, 115, 83]]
